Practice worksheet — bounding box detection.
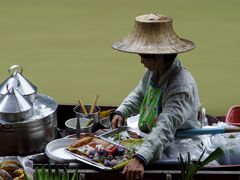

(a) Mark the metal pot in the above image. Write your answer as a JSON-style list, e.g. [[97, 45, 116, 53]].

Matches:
[[0, 65, 37, 102], [0, 94, 58, 155]]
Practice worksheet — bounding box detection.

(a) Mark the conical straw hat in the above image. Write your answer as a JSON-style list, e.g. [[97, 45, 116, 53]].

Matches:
[[112, 13, 195, 54]]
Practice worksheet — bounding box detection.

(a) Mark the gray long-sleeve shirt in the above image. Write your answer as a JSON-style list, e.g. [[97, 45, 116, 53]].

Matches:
[[116, 59, 201, 164]]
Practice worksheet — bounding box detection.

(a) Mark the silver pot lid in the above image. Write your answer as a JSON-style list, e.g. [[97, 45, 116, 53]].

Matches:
[[0, 87, 33, 121], [0, 65, 37, 101], [0, 77, 19, 95]]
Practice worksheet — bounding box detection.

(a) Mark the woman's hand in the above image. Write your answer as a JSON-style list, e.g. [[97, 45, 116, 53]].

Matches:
[[111, 114, 124, 129], [123, 158, 144, 180]]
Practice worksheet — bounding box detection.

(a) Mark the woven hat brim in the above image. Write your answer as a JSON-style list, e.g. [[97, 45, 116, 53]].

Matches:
[[112, 38, 195, 54]]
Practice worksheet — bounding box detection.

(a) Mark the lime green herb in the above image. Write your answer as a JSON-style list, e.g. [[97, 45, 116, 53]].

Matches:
[[83, 119, 93, 128], [34, 165, 78, 180], [178, 147, 224, 180], [120, 139, 144, 149], [113, 133, 123, 141]]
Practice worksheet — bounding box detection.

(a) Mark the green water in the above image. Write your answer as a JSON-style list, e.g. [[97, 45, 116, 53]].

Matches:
[[0, 0, 239, 115]]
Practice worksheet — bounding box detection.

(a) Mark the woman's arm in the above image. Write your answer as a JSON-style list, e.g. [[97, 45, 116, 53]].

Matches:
[[136, 84, 200, 164], [116, 70, 150, 118]]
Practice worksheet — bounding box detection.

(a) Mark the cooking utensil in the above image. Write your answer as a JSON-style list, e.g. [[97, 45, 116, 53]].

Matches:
[[78, 99, 88, 115], [176, 127, 240, 137], [76, 116, 81, 139], [89, 95, 99, 114], [100, 126, 148, 143]]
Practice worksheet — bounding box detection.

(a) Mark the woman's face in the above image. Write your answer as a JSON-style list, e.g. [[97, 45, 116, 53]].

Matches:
[[140, 54, 164, 71]]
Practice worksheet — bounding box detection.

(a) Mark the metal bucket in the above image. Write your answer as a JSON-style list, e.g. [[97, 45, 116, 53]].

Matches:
[[0, 94, 58, 155]]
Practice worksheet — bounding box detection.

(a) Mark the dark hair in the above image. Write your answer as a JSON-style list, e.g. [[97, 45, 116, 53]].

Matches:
[[159, 54, 177, 66], [161, 54, 177, 62], [140, 53, 177, 64]]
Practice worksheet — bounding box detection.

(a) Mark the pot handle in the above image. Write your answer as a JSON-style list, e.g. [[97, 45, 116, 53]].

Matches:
[[0, 122, 5, 130], [0, 123, 15, 132], [8, 65, 23, 76]]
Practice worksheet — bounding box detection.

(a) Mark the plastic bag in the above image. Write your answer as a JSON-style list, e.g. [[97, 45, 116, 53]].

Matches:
[[162, 138, 205, 161], [211, 133, 240, 165], [0, 156, 34, 179]]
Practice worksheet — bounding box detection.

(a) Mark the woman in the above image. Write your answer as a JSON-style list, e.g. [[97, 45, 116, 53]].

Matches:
[[111, 13, 201, 180]]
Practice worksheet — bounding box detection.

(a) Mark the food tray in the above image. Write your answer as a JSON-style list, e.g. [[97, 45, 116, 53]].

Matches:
[[64, 136, 132, 171], [65, 149, 113, 170], [99, 127, 148, 152], [99, 126, 148, 143]]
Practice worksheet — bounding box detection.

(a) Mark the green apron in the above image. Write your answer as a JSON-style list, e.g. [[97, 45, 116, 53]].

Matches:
[[139, 82, 161, 133]]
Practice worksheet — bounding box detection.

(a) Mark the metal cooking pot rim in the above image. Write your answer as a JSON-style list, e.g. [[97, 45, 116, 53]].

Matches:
[[0, 94, 57, 127]]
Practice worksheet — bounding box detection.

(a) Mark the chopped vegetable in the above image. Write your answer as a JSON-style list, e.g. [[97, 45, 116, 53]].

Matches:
[[120, 139, 144, 149], [83, 118, 93, 128], [113, 133, 124, 141]]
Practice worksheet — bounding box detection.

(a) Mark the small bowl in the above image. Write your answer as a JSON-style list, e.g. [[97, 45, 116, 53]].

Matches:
[[226, 105, 240, 126], [65, 117, 93, 134], [100, 116, 110, 129]]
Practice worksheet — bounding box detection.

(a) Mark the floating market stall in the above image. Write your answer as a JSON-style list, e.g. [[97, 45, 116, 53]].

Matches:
[[1, 65, 240, 180]]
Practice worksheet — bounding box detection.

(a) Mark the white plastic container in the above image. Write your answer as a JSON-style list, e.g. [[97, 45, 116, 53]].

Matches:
[[65, 117, 93, 134]]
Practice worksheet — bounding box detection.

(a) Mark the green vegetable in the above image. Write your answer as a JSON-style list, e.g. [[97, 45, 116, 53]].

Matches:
[[178, 147, 224, 180], [62, 166, 69, 180], [34, 166, 42, 180], [83, 118, 93, 128], [114, 133, 120, 141], [112, 159, 132, 171], [41, 165, 47, 180], [34, 165, 78, 180], [120, 139, 144, 149], [112, 133, 123, 141], [54, 166, 60, 180], [71, 169, 79, 180], [48, 167, 53, 180]]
